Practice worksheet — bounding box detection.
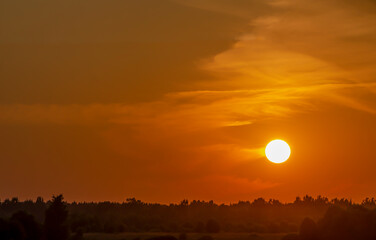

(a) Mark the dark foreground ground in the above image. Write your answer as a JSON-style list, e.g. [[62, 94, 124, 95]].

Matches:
[[84, 232, 288, 240]]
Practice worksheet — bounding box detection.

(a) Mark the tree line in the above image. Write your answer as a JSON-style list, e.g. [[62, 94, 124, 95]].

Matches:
[[0, 195, 76, 240], [284, 205, 376, 240], [1, 195, 376, 240]]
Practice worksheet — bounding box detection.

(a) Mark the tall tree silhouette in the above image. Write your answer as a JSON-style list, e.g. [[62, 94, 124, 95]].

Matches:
[[10, 211, 41, 240], [44, 195, 69, 240]]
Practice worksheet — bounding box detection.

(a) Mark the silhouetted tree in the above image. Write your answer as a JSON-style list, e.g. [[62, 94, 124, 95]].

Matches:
[[299, 217, 318, 240], [252, 198, 267, 208], [317, 205, 376, 240], [0, 211, 41, 240], [180, 200, 188, 207], [10, 211, 41, 240], [44, 195, 69, 240]]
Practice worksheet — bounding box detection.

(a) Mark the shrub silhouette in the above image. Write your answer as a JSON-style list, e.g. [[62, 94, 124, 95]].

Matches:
[[299, 217, 318, 240], [44, 195, 69, 240]]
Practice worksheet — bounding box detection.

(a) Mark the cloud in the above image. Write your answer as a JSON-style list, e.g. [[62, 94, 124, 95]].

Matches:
[[187, 0, 376, 114], [2, 0, 376, 202], [3, 0, 376, 128]]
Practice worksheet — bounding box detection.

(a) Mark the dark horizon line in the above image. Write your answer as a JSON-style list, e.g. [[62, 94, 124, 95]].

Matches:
[[2, 194, 376, 205]]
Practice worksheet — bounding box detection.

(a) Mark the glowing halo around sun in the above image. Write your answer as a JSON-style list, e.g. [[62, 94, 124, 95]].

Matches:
[[265, 139, 291, 164]]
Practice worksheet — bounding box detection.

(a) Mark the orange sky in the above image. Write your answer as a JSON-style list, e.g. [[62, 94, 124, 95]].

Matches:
[[1, 0, 376, 203]]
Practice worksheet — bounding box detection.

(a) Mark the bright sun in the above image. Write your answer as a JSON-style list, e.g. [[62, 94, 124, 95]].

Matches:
[[265, 139, 291, 164]]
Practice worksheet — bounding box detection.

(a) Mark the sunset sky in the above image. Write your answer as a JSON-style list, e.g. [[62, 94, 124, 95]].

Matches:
[[2, 0, 376, 203]]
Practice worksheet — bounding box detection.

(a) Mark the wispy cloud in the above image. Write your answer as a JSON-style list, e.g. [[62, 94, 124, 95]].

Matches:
[[3, 0, 376, 128], [2, 0, 376, 202]]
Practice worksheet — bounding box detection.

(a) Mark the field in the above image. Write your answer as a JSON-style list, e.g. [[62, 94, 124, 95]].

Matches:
[[84, 232, 289, 240]]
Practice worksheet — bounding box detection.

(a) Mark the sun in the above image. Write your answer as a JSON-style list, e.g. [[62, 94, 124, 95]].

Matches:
[[265, 139, 291, 163]]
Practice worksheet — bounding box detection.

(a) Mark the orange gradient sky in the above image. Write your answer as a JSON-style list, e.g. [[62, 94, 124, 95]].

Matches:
[[1, 0, 376, 203]]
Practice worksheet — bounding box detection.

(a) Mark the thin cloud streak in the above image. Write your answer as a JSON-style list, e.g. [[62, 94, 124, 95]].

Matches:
[[1, 82, 374, 127]]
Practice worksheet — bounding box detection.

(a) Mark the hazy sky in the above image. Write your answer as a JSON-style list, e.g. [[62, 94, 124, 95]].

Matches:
[[1, 0, 376, 203]]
